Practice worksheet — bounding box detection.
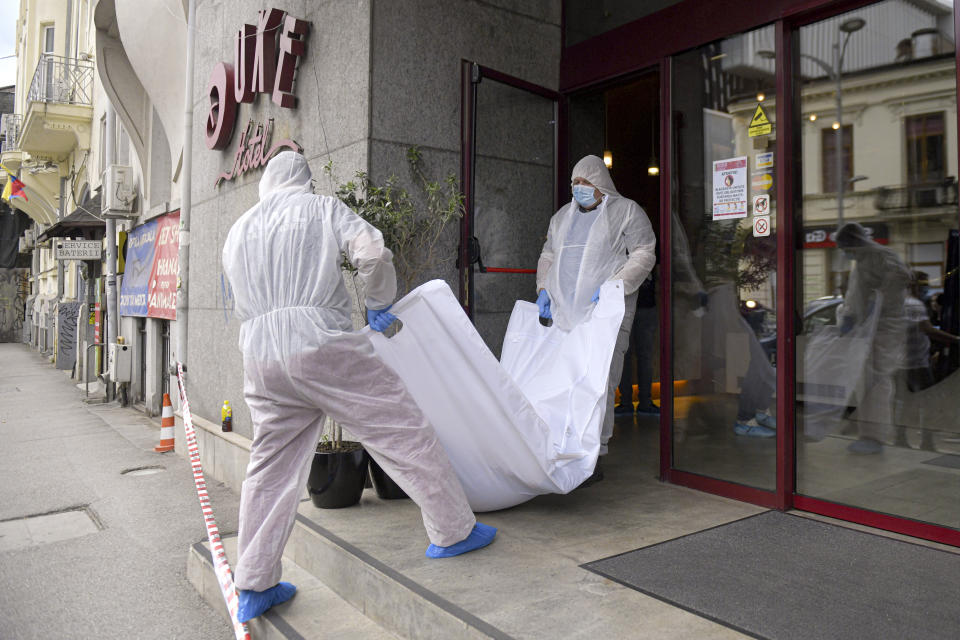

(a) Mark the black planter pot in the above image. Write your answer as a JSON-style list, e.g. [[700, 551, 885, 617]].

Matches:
[[368, 457, 409, 500], [307, 442, 368, 508]]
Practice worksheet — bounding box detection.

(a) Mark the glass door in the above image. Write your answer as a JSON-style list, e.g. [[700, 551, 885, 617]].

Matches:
[[460, 62, 560, 356], [794, 0, 960, 538], [669, 24, 780, 494]]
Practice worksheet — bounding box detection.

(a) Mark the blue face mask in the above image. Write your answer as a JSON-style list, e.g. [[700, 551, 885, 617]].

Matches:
[[572, 184, 598, 208]]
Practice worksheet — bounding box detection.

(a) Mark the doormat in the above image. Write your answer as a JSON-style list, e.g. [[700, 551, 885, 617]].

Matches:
[[583, 511, 960, 640], [922, 453, 960, 469]]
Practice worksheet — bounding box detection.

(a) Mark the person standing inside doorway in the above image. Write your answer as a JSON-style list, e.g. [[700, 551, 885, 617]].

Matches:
[[615, 268, 660, 417], [535, 155, 657, 480]]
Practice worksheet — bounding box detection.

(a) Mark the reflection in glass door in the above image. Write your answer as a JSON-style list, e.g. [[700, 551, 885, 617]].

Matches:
[[795, 1, 959, 532], [461, 64, 559, 356], [671, 25, 778, 491]]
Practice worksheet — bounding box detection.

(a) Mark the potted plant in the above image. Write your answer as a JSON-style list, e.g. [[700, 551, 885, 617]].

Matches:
[[307, 417, 369, 508], [308, 146, 465, 503]]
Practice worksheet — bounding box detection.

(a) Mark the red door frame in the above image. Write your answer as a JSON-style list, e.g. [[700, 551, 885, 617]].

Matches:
[[561, 0, 960, 546], [458, 61, 563, 317]]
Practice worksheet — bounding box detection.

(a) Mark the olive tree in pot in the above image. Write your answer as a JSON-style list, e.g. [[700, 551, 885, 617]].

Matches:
[[307, 147, 464, 505], [307, 418, 369, 508]]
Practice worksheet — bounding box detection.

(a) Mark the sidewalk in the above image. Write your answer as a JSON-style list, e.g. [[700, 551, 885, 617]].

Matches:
[[0, 343, 237, 638]]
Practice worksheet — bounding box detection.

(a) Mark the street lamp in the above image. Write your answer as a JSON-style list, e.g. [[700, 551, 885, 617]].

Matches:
[[757, 16, 865, 224]]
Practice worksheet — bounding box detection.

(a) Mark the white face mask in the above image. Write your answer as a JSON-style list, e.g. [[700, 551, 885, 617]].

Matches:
[[572, 184, 598, 208]]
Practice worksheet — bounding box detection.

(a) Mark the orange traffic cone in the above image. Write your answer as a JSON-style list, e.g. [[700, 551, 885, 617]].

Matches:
[[155, 393, 175, 452]]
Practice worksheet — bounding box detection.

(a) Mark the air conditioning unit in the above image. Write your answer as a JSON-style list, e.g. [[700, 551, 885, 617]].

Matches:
[[102, 165, 137, 216]]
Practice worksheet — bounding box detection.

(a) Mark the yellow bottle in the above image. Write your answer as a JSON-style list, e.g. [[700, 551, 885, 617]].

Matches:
[[221, 400, 232, 432]]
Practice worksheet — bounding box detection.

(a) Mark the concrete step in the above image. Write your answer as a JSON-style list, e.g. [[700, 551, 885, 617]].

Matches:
[[285, 513, 511, 640], [188, 534, 402, 639]]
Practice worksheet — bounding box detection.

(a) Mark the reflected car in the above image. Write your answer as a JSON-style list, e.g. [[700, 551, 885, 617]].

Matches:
[[755, 296, 842, 363]]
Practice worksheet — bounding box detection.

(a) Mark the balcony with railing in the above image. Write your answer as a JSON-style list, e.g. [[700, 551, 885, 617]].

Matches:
[[27, 55, 94, 106], [875, 177, 958, 213], [20, 55, 94, 159]]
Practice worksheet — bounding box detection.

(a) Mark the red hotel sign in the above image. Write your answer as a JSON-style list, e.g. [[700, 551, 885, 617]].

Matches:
[[206, 9, 310, 184]]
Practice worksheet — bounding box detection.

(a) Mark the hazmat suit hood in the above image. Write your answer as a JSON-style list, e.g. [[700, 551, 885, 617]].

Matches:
[[259, 151, 313, 200], [834, 222, 873, 249], [571, 155, 620, 196]]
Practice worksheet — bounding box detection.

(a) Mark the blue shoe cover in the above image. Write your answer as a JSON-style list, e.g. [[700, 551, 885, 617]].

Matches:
[[734, 422, 776, 438], [425, 523, 497, 558], [755, 411, 777, 429], [237, 582, 297, 623]]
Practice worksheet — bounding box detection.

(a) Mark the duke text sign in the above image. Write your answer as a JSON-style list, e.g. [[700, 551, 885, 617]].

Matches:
[[206, 8, 310, 186]]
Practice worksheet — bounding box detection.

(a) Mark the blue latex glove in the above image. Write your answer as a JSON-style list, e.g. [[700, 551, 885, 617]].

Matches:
[[697, 291, 709, 310], [366, 305, 397, 332], [536, 289, 552, 319], [839, 315, 855, 335], [591, 286, 602, 304]]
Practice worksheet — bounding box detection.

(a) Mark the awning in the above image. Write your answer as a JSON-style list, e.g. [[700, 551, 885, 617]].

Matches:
[[37, 193, 104, 242]]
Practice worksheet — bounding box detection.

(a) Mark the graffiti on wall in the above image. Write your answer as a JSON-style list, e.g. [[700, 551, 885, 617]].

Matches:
[[55, 301, 82, 370], [217, 272, 235, 324], [0, 269, 28, 343]]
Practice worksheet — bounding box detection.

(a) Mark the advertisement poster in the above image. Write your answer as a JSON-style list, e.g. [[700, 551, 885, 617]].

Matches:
[[712, 156, 748, 220], [147, 212, 180, 320], [118, 211, 180, 319], [118, 219, 158, 316]]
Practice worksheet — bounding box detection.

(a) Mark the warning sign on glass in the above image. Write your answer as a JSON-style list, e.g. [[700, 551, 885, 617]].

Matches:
[[712, 156, 747, 220]]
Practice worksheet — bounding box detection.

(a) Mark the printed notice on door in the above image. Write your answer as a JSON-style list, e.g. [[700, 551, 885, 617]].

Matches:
[[712, 156, 747, 220]]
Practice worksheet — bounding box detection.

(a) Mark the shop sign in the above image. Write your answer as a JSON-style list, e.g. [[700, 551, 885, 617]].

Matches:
[[54, 240, 102, 260], [118, 212, 181, 319], [712, 156, 748, 220], [748, 104, 772, 137], [803, 223, 889, 248], [206, 8, 310, 184], [215, 119, 301, 186]]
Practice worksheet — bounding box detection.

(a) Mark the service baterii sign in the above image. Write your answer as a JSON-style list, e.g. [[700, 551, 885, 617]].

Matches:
[[119, 212, 180, 319], [206, 8, 311, 186]]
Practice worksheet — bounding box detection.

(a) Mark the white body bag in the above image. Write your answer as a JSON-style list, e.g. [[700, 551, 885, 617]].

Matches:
[[367, 279, 625, 511]]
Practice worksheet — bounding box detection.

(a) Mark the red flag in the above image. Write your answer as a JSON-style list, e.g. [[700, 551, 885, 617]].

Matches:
[[9, 175, 27, 201]]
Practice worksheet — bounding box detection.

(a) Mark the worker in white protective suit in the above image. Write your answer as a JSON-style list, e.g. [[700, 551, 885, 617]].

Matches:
[[536, 155, 657, 476], [835, 222, 910, 455], [222, 152, 496, 623]]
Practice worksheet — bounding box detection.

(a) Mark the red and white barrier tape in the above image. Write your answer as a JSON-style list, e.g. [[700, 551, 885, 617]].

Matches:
[[176, 362, 251, 640]]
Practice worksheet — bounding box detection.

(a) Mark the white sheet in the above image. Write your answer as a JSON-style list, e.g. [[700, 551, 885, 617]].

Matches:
[[368, 279, 625, 511]]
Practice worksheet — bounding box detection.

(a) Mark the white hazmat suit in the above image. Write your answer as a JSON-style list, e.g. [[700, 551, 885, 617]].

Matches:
[[222, 152, 476, 591], [835, 222, 910, 447], [537, 155, 657, 455]]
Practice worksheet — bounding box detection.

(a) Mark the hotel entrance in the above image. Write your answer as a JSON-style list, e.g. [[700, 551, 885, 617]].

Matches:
[[554, 0, 960, 545]]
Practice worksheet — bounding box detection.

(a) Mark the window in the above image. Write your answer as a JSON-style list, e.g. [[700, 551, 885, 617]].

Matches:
[[821, 125, 853, 193], [43, 25, 55, 55], [42, 25, 55, 101], [906, 112, 945, 184]]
